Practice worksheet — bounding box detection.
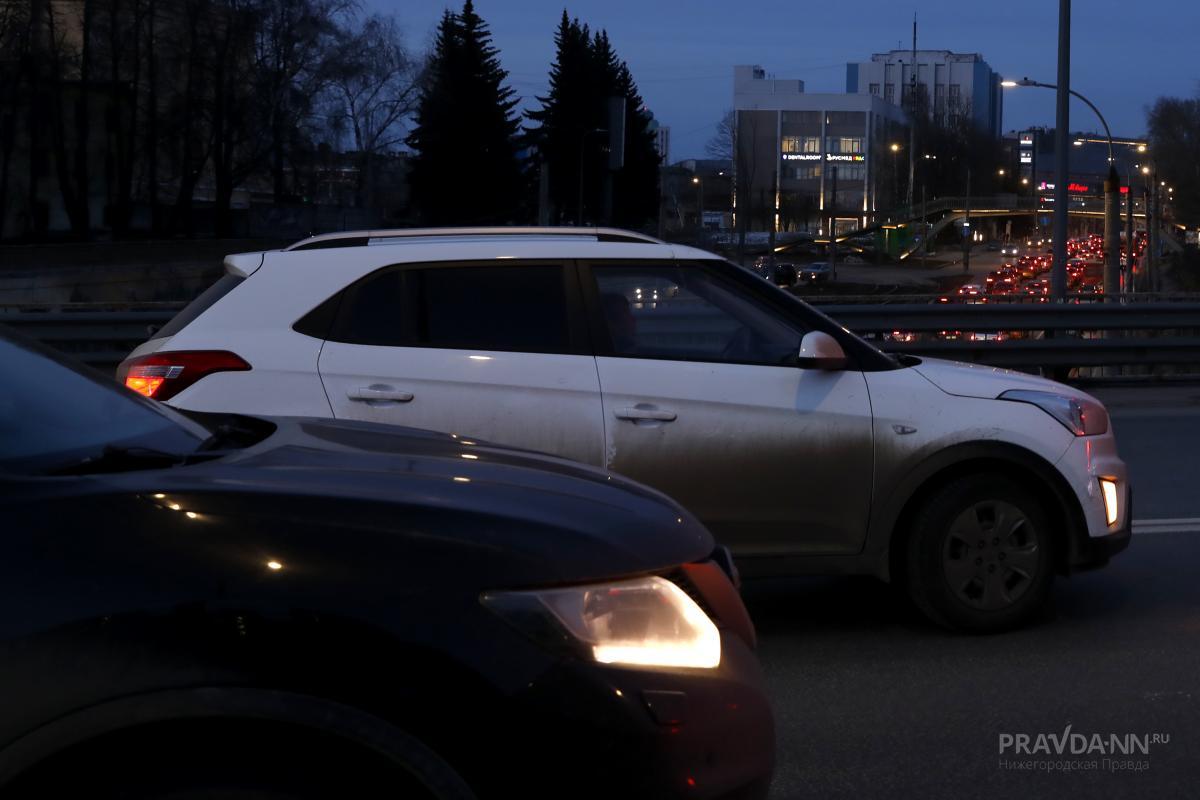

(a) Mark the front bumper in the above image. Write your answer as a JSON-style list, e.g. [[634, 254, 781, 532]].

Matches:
[[498, 630, 775, 800], [1055, 433, 1132, 571], [1071, 485, 1133, 570]]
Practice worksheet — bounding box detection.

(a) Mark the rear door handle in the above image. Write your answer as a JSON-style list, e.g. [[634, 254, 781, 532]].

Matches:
[[347, 385, 414, 403], [614, 406, 677, 422]]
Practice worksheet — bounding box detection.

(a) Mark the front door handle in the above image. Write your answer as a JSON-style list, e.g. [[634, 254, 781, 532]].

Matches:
[[614, 406, 677, 422], [347, 385, 414, 403]]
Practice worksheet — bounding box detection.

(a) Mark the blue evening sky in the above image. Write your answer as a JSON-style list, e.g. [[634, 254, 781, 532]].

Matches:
[[386, 0, 1195, 160]]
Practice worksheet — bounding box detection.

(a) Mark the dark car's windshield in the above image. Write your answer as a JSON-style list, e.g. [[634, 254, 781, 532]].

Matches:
[[0, 333, 208, 476]]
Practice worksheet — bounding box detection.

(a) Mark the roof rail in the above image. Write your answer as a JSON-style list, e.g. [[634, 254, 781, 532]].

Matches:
[[285, 227, 663, 251]]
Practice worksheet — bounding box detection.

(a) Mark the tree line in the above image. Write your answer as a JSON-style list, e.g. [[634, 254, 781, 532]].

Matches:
[[0, 0, 661, 240], [407, 4, 660, 229]]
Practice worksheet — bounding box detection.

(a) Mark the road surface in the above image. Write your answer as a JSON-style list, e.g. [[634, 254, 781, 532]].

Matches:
[[751, 387, 1200, 799]]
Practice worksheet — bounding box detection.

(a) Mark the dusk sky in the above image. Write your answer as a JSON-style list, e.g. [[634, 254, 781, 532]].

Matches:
[[390, 1, 1195, 160]]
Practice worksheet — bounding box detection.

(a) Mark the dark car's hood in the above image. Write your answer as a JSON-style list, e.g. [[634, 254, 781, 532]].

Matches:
[[93, 416, 714, 586]]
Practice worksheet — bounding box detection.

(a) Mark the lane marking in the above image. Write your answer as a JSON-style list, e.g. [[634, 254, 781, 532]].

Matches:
[[1132, 517, 1200, 535]]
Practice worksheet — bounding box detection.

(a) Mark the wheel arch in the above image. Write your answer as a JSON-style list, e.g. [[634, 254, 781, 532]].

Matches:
[[0, 685, 477, 798], [874, 441, 1088, 582]]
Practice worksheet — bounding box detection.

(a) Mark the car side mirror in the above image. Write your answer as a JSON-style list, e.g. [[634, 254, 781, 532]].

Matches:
[[797, 331, 848, 371]]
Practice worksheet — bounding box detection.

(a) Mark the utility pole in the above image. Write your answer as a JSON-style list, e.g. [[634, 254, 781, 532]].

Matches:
[[1124, 172, 1134, 294], [962, 166, 971, 274], [1147, 177, 1158, 292], [920, 182, 927, 270], [1104, 164, 1121, 298], [1050, 0, 1071, 302], [829, 165, 839, 281], [906, 14, 917, 208]]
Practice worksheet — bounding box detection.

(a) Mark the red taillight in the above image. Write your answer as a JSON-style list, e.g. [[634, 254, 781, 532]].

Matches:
[[117, 351, 251, 401]]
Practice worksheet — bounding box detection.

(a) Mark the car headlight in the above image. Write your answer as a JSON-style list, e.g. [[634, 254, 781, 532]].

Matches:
[[998, 389, 1109, 436], [482, 576, 721, 669]]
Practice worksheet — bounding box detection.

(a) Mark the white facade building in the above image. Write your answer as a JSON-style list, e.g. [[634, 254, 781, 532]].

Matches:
[[845, 50, 1003, 138], [732, 65, 908, 234]]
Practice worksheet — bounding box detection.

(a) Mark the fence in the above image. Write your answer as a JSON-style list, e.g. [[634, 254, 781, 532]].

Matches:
[[3, 298, 1199, 380]]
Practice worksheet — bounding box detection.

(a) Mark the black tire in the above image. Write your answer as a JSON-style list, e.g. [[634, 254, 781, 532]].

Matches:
[[906, 474, 1055, 632]]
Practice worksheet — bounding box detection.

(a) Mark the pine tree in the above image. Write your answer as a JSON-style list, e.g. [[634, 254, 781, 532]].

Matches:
[[407, 1, 522, 225], [526, 12, 597, 224], [526, 14, 660, 228]]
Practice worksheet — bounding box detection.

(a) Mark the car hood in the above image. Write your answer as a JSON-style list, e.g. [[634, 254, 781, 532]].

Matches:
[[912, 357, 1099, 401], [100, 416, 715, 585]]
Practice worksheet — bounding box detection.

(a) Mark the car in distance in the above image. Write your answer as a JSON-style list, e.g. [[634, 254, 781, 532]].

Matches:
[[800, 262, 831, 284], [120, 227, 1132, 631], [0, 328, 773, 800], [1001, 244, 1020, 257]]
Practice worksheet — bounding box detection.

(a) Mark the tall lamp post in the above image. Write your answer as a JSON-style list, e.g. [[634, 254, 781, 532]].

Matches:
[[1002, 69, 1122, 300], [691, 175, 704, 247], [890, 143, 902, 208]]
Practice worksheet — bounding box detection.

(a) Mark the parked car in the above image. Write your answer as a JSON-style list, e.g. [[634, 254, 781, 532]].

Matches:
[[0, 327, 773, 799], [750, 257, 797, 287], [121, 226, 1132, 631], [801, 262, 832, 284]]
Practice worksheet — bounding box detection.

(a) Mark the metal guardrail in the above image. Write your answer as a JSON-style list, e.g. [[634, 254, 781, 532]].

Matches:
[[3, 300, 1199, 378], [0, 307, 178, 369]]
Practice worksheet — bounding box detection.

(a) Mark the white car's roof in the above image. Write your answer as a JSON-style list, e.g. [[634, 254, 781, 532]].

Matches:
[[285, 226, 664, 251]]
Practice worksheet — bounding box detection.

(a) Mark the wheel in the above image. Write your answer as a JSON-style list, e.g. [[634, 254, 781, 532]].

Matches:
[[906, 474, 1054, 632]]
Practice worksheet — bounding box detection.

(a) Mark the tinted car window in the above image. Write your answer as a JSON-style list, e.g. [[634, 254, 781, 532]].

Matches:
[[592, 263, 805, 366], [413, 266, 569, 352], [328, 264, 571, 354], [332, 269, 407, 346], [0, 336, 205, 475]]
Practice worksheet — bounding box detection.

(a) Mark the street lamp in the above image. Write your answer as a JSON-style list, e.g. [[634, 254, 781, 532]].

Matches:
[[1003, 74, 1120, 300], [692, 175, 704, 245], [889, 143, 902, 207]]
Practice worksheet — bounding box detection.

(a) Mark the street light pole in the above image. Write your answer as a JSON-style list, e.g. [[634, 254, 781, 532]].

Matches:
[[1052, 0, 1071, 302], [963, 165, 971, 274], [692, 175, 704, 247]]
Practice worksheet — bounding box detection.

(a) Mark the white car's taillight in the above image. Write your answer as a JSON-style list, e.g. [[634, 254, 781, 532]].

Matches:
[[117, 351, 251, 401], [483, 575, 721, 669]]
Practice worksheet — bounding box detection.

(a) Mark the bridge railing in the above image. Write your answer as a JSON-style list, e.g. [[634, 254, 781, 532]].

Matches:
[[3, 298, 1199, 381]]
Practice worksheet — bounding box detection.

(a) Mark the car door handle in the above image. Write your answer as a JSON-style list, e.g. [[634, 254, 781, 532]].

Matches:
[[347, 385, 414, 403], [614, 406, 677, 422]]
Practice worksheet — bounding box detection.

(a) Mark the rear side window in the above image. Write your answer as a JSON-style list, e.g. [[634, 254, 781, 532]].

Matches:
[[326, 264, 572, 354], [156, 273, 244, 339]]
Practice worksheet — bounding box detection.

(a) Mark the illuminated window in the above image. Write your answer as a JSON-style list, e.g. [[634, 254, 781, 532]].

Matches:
[[782, 136, 820, 154], [828, 137, 863, 154]]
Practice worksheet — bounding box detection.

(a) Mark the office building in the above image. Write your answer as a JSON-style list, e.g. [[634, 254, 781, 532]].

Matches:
[[732, 65, 908, 234], [846, 50, 1003, 138]]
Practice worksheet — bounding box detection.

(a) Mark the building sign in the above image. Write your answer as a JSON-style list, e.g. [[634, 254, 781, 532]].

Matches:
[[1019, 134, 1034, 146], [782, 153, 821, 161], [1020, 153, 1033, 163], [825, 153, 866, 162], [1038, 181, 1092, 193]]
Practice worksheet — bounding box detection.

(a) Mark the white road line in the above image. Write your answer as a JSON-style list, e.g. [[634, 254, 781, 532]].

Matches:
[[1132, 517, 1200, 535]]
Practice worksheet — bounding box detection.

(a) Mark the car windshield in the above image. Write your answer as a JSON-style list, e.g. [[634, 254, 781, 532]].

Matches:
[[0, 332, 209, 476]]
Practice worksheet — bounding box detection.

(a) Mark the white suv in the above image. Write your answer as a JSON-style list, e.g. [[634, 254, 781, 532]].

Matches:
[[120, 227, 1130, 630]]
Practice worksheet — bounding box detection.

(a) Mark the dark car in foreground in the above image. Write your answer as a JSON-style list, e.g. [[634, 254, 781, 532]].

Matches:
[[0, 330, 773, 800]]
